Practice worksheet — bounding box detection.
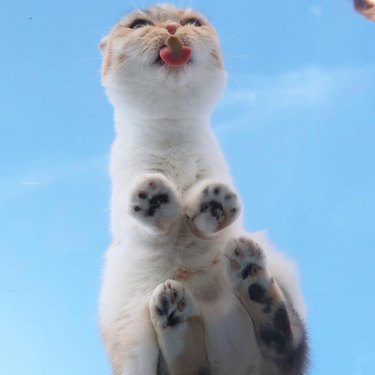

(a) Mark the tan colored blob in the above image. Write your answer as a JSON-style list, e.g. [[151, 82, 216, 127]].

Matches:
[[354, 0, 375, 21]]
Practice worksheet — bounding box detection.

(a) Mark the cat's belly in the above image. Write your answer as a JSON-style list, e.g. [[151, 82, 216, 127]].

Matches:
[[199, 288, 262, 375]]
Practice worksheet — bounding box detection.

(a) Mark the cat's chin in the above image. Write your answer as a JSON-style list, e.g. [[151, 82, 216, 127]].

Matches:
[[153, 58, 193, 73], [105, 65, 227, 120], [154, 56, 193, 68], [103, 45, 227, 119]]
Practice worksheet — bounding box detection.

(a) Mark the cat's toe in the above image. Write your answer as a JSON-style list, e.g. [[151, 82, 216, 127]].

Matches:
[[224, 236, 268, 287], [130, 174, 182, 233], [186, 182, 241, 235], [149, 280, 198, 330]]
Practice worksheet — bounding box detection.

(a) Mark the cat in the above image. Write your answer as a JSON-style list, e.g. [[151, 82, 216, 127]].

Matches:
[[98, 4, 309, 375], [354, 0, 375, 21]]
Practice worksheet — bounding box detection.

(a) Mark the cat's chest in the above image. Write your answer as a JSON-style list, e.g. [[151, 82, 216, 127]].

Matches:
[[126, 139, 210, 190]]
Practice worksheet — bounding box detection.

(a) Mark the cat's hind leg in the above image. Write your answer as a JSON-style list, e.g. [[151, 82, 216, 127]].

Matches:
[[224, 237, 309, 375], [130, 174, 183, 236], [149, 280, 210, 375], [184, 180, 241, 237]]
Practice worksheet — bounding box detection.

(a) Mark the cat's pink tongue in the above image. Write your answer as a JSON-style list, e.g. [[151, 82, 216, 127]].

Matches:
[[159, 43, 192, 67], [159, 46, 192, 67]]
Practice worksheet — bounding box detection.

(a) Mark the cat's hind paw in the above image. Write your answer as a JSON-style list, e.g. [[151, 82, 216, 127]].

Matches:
[[149, 280, 209, 374], [185, 182, 241, 236], [149, 280, 199, 330], [130, 174, 182, 234], [223, 236, 309, 370], [224, 236, 268, 288]]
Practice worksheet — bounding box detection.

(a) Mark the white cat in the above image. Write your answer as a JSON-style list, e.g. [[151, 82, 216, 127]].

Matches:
[[98, 5, 309, 375]]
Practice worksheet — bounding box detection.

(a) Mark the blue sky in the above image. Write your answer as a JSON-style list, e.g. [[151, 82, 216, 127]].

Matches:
[[1, 0, 374, 374]]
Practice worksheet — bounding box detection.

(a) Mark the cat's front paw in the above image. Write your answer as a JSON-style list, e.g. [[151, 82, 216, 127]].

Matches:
[[185, 182, 241, 236], [130, 174, 182, 233], [224, 236, 269, 289], [149, 280, 198, 330]]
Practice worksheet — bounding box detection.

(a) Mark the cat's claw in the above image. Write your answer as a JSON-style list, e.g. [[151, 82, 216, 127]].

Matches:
[[185, 182, 241, 235], [130, 174, 182, 233]]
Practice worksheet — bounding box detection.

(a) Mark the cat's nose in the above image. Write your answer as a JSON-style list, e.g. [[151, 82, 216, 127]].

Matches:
[[165, 24, 178, 35]]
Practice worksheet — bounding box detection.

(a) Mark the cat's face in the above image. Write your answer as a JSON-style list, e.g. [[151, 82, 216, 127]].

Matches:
[[100, 4, 227, 119]]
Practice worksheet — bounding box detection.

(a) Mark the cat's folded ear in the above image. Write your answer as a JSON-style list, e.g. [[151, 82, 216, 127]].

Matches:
[[98, 36, 109, 54]]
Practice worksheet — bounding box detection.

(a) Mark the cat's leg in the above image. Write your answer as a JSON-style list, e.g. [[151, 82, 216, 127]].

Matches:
[[224, 237, 309, 375], [184, 180, 241, 237], [130, 173, 183, 236], [101, 306, 160, 375], [149, 280, 210, 375]]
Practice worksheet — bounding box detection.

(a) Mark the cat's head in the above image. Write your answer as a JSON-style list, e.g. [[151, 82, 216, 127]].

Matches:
[[100, 4, 227, 119]]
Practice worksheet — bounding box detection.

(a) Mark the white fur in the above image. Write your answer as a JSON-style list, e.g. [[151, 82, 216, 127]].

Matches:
[[99, 8, 305, 374]]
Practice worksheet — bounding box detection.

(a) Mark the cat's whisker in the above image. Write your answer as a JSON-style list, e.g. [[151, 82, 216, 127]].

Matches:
[[77, 64, 104, 74], [180, 0, 195, 11], [125, 0, 140, 12], [96, 90, 107, 105], [61, 74, 100, 89], [223, 51, 258, 60], [63, 56, 102, 62], [220, 10, 256, 42]]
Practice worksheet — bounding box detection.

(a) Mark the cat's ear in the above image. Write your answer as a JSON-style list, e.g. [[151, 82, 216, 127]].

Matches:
[[98, 36, 109, 54]]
